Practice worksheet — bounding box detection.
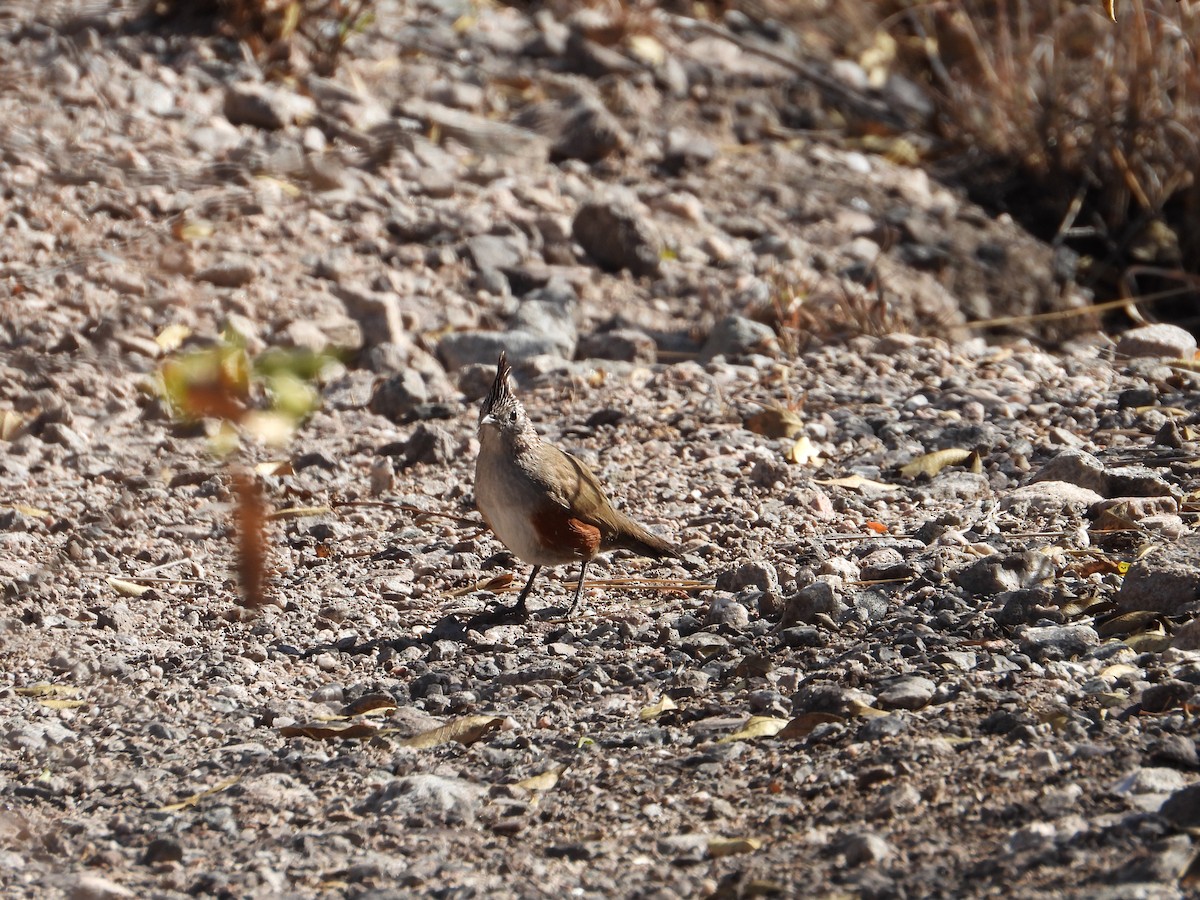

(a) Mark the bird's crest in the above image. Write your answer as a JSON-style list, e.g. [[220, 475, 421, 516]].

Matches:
[[481, 351, 516, 422]]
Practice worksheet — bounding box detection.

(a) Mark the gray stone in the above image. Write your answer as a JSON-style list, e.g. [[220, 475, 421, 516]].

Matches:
[[195, 255, 257, 288], [572, 199, 662, 277], [994, 587, 1064, 626], [402, 424, 458, 468], [1017, 624, 1099, 661], [41, 422, 88, 454], [782, 580, 848, 626], [1116, 323, 1197, 360], [332, 285, 405, 348], [576, 328, 657, 363], [1160, 782, 1200, 828], [876, 675, 936, 711], [357, 775, 483, 825], [1117, 535, 1200, 615], [716, 560, 779, 595], [705, 595, 750, 631], [369, 370, 429, 422], [224, 82, 316, 130], [953, 551, 1055, 596], [1001, 480, 1104, 514], [700, 315, 779, 362], [837, 831, 893, 866], [467, 234, 526, 272]]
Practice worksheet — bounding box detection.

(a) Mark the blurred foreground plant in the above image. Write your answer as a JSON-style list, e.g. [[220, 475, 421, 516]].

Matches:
[[158, 331, 336, 609]]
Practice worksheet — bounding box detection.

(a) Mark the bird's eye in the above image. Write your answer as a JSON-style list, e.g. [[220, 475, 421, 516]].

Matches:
[[506, 410, 518, 424]]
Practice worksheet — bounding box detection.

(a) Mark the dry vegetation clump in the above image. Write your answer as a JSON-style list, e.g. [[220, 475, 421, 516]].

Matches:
[[861, 0, 1200, 322], [147, 0, 374, 75]]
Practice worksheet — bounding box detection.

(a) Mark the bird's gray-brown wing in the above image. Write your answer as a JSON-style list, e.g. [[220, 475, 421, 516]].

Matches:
[[532, 445, 678, 558]]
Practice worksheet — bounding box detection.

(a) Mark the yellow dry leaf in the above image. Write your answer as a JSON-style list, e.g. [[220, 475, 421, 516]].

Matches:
[[341, 694, 399, 717], [398, 715, 505, 749], [627, 34, 666, 66], [279, 721, 382, 740], [708, 837, 763, 858], [159, 776, 240, 812], [813, 474, 900, 493], [155, 323, 191, 352], [777, 712, 843, 740], [242, 410, 297, 447], [785, 436, 823, 466], [173, 218, 214, 241], [516, 766, 564, 793], [745, 406, 804, 439], [16, 684, 81, 698], [267, 506, 332, 521], [846, 700, 889, 718], [719, 716, 789, 743], [1124, 631, 1172, 653], [1100, 663, 1138, 680], [0, 409, 25, 441], [9, 504, 50, 518], [107, 577, 151, 597], [254, 459, 294, 477], [639, 695, 678, 722], [37, 699, 85, 710], [899, 448, 974, 479]]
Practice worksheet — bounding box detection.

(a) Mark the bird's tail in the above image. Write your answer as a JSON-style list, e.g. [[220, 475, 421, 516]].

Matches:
[[611, 514, 680, 560]]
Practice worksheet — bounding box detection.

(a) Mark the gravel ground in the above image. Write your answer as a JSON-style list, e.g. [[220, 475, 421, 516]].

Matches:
[[1, 2, 1199, 898]]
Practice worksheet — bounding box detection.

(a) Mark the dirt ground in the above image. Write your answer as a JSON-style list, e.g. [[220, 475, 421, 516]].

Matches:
[[1, 2, 1199, 898]]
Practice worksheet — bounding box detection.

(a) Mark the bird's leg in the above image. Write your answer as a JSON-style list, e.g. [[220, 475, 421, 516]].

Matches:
[[509, 564, 541, 617], [566, 560, 589, 617]]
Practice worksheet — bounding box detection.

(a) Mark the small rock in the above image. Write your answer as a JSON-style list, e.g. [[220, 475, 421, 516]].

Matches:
[[1113, 767, 1188, 796], [994, 587, 1064, 626], [369, 370, 429, 422], [572, 199, 662, 277], [402, 424, 458, 468], [1006, 821, 1057, 854], [1018, 624, 1099, 661], [782, 581, 849, 626], [876, 675, 936, 711], [332, 285, 406, 348], [1001, 480, 1105, 514], [467, 234, 526, 272], [700, 315, 779, 362], [1116, 323, 1197, 360], [837, 831, 893, 866], [41, 422, 89, 454], [576, 328, 657, 363], [224, 82, 316, 130], [547, 92, 629, 163], [195, 255, 257, 288], [1160, 782, 1200, 829], [705, 595, 750, 631], [716, 560, 779, 594], [954, 551, 1055, 596], [67, 875, 135, 899], [1117, 534, 1200, 614], [357, 775, 483, 825]]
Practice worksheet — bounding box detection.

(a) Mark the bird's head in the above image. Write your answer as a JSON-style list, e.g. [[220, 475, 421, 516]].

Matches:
[[479, 351, 528, 434]]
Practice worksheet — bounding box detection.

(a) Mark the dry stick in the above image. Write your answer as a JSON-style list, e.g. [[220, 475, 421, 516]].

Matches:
[[965, 283, 1199, 330]]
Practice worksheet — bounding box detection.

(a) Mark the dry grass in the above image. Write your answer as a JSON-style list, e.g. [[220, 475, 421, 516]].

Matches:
[[149, 0, 375, 75], [875, 0, 1200, 318]]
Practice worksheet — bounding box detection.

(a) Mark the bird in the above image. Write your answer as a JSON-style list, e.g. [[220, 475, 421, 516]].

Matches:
[[474, 352, 679, 620]]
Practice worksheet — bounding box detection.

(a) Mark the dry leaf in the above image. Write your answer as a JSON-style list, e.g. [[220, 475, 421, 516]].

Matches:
[[16, 684, 81, 698], [639, 695, 678, 722], [777, 712, 843, 740], [1124, 631, 1172, 653], [899, 448, 975, 479], [341, 694, 399, 717], [1100, 663, 1139, 680], [37, 699, 85, 710], [398, 715, 505, 749], [9, 504, 50, 518], [172, 218, 214, 241], [865, 521, 889, 535], [813, 474, 900, 493], [745, 406, 804, 439], [516, 766, 565, 792], [1097, 610, 1161, 638], [155, 323, 191, 352], [784, 436, 823, 466], [719, 716, 790, 743], [107, 577, 151, 597], [279, 721, 381, 740], [0, 409, 25, 441], [159, 777, 240, 812], [846, 700, 889, 718], [708, 837, 762, 858], [627, 34, 666, 66]]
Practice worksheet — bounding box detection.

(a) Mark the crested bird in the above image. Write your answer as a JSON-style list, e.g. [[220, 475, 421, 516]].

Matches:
[[474, 352, 679, 619]]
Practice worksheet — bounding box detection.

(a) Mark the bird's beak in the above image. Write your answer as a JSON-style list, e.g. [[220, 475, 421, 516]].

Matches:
[[479, 412, 497, 428]]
